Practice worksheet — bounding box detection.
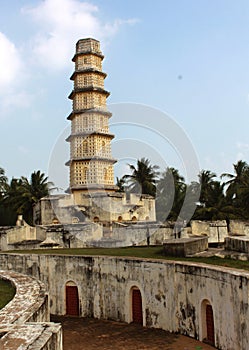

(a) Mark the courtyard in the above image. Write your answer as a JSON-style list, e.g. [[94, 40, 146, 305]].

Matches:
[[51, 315, 216, 350]]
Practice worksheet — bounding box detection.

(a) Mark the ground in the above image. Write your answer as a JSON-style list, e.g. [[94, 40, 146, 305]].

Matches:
[[51, 316, 216, 350]]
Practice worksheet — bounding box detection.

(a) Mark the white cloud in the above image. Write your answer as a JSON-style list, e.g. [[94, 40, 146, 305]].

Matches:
[[22, 0, 138, 70], [0, 32, 33, 117], [0, 32, 23, 89]]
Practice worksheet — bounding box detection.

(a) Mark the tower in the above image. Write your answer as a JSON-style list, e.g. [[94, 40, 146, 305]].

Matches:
[[66, 38, 117, 202]]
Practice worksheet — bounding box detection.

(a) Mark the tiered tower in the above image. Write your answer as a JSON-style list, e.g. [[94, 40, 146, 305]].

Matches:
[[66, 38, 117, 200]]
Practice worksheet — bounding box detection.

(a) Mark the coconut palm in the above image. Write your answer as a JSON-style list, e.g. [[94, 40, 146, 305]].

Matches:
[[116, 176, 126, 192], [124, 158, 159, 196], [221, 160, 249, 200], [156, 167, 186, 221], [0, 167, 7, 196], [198, 170, 217, 207], [4, 170, 53, 225]]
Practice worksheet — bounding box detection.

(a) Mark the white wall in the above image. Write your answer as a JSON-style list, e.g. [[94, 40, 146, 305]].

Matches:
[[0, 253, 249, 349]]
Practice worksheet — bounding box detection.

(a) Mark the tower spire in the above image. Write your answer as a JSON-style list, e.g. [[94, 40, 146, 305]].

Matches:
[[66, 38, 117, 198]]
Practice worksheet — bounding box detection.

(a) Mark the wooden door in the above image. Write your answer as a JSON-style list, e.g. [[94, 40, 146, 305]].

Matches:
[[132, 289, 143, 325], [66, 285, 79, 316], [206, 304, 215, 345]]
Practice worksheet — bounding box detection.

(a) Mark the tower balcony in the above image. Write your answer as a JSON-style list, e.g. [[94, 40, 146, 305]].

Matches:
[[65, 131, 115, 142], [65, 156, 117, 166], [67, 108, 112, 120], [70, 69, 107, 80], [68, 87, 110, 100]]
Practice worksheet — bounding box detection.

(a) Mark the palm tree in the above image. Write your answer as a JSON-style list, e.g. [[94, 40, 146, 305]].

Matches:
[[116, 176, 126, 192], [221, 160, 249, 200], [198, 170, 217, 207], [0, 167, 7, 197], [124, 158, 159, 196], [4, 170, 53, 225], [156, 167, 186, 221]]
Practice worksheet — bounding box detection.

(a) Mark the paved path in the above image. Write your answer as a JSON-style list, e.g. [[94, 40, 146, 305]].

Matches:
[[51, 316, 216, 350]]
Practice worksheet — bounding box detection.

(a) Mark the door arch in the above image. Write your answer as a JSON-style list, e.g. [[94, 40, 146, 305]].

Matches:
[[201, 299, 215, 346], [65, 281, 79, 316], [131, 287, 143, 325]]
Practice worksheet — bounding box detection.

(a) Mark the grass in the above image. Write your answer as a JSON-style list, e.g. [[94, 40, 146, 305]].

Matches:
[[0, 279, 16, 309], [4, 246, 249, 272]]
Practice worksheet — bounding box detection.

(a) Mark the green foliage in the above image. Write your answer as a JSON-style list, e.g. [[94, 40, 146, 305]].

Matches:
[[0, 169, 53, 226], [2, 158, 249, 225], [156, 167, 186, 221], [123, 158, 160, 196], [121, 158, 249, 222], [0, 279, 16, 309]]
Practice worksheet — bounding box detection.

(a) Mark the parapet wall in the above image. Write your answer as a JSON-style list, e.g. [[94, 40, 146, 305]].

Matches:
[[0, 269, 62, 350], [0, 253, 249, 350]]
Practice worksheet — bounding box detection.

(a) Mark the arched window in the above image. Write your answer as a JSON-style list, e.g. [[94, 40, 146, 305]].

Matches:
[[118, 216, 123, 222], [93, 216, 100, 223], [132, 216, 137, 222], [83, 167, 89, 182], [83, 140, 88, 153], [65, 281, 79, 316]]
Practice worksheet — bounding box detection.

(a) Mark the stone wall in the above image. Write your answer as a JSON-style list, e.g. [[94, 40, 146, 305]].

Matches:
[[229, 220, 249, 236], [0, 253, 248, 349], [191, 220, 228, 243], [0, 269, 62, 350], [225, 236, 249, 254]]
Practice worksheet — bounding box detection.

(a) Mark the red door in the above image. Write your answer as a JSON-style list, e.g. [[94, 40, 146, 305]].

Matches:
[[206, 304, 215, 345], [132, 289, 143, 325], [66, 286, 79, 316]]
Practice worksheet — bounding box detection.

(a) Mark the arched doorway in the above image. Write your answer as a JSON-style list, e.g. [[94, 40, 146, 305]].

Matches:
[[201, 299, 215, 346], [66, 281, 79, 316], [131, 287, 143, 325], [206, 304, 215, 345]]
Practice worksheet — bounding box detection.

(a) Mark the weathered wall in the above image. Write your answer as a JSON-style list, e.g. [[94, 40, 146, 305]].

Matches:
[[0, 269, 62, 350], [34, 192, 156, 226], [191, 220, 228, 243], [225, 236, 249, 253], [229, 220, 249, 236], [0, 253, 248, 349]]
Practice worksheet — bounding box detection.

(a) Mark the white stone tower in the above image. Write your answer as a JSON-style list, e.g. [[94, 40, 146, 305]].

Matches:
[[66, 38, 117, 202]]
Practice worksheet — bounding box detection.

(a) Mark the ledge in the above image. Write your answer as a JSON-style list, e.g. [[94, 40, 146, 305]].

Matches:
[[66, 131, 114, 141], [67, 108, 112, 120], [70, 69, 107, 80], [0, 270, 62, 350], [68, 87, 110, 99]]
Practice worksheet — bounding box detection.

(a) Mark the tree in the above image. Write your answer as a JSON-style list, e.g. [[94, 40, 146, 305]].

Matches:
[[222, 160, 249, 200], [0, 167, 7, 197], [124, 158, 159, 196], [198, 170, 217, 207], [116, 176, 126, 192], [3, 170, 53, 225], [221, 160, 249, 219], [156, 167, 186, 221]]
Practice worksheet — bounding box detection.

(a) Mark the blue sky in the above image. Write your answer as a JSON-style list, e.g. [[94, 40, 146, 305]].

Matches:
[[1, 0, 249, 190]]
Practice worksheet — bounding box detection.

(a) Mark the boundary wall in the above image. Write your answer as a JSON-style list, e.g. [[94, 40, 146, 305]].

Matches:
[[0, 253, 249, 349], [0, 269, 62, 349]]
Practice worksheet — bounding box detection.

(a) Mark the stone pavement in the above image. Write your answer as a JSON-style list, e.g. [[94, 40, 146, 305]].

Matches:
[[51, 315, 216, 350]]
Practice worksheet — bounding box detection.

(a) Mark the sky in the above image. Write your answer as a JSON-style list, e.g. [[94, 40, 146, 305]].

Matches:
[[1, 0, 249, 190]]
